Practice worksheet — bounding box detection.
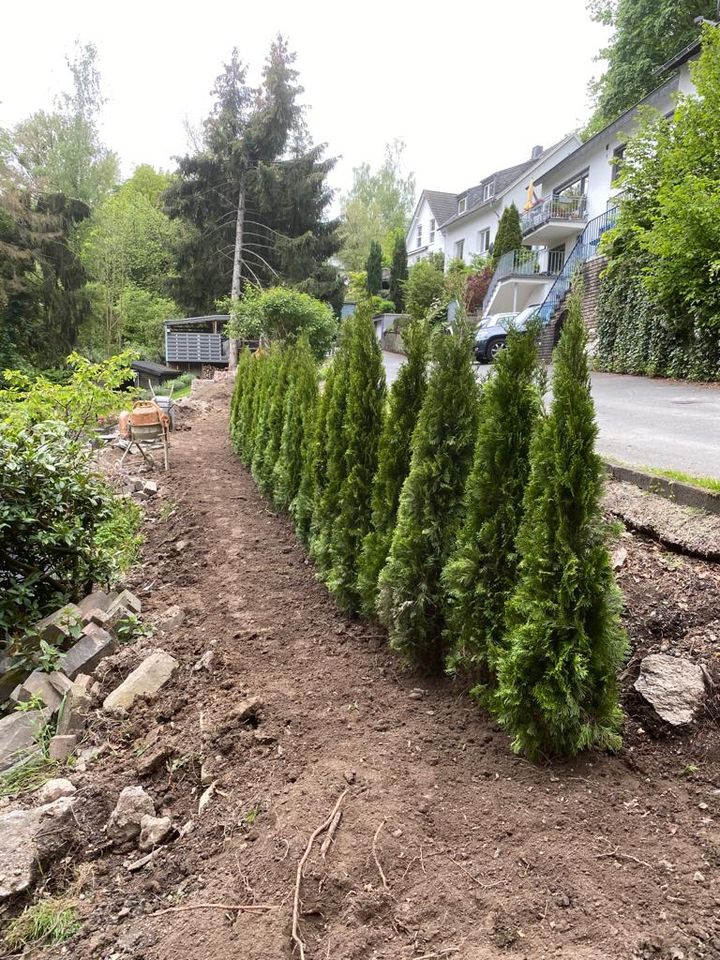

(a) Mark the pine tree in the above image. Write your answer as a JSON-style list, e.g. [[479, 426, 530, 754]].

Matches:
[[366, 240, 383, 296], [309, 327, 353, 573], [357, 319, 429, 616], [493, 293, 628, 759], [273, 338, 318, 513], [377, 317, 480, 672], [252, 345, 291, 500], [294, 359, 336, 543], [492, 203, 523, 266], [388, 232, 408, 312], [442, 326, 541, 689], [326, 307, 386, 612]]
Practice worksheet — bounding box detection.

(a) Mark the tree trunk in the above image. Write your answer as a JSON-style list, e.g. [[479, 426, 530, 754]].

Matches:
[[228, 180, 245, 371]]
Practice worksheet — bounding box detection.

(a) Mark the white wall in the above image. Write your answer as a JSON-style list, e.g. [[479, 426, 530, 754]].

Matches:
[[406, 196, 446, 265]]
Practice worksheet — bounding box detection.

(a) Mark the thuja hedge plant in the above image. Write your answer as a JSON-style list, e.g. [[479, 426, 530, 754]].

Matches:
[[229, 295, 628, 760]]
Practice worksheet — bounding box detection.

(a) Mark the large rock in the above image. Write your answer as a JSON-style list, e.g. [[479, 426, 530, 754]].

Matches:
[[635, 654, 707, 725], [12, 669, 73, 713], [33, 603, 82, 645], [60, 626, 115, 679], [103, 651, 178, 714], [106, 785, 155, 844], [48, 734, 77, 761], [77, 590, 113, 618], [37, 778, 77, 803], [138, 814, 172, 851], [56, 676, 93, 736], [109, 590, 142, 616], [0, 797, 76, 900], [0, 709, 48, 772]]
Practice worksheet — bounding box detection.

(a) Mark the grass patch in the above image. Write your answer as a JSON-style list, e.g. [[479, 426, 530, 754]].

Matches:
[[0, 754, 62, 798], [645, 467, 720, 495], [5, 897, 80, 948], [94, 495, 143, 580]]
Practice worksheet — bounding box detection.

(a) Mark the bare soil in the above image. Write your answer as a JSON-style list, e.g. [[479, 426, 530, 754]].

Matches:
[[30, 386, 720, 960]]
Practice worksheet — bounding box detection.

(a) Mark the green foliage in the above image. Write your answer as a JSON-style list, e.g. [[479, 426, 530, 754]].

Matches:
[[443, 327, 542, 689], [227, 286, 337, 359], [365, 240, 383, 295], [339, 139, 416, 272], [0, 352, 136, 440], [118, 287, 178, 360], [492, 203, 523, 266], [493, 294, 628, 759], [0, 420, 114, 639], [389, 231, 408, 312], [377, 318, 480, 672], [585, 0, 717, 136], [405, 258, 447, 322], [597, 26, 720, 381], [358, 319, 429, 616], [93, 496, 143, 581], [273, 338, 318, 513], [5, 898, 80, 949], [325, 309, 386, 612], [293, 359, 336, 543], [251, 345, 290, 499]]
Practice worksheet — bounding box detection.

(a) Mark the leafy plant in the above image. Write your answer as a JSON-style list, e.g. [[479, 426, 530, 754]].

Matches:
[[493, 291, 628, 759], [93, 496, 143, 581], [227, 286, 338, 359], [405, 258, 447, 323], [14, 693, 47, 713]]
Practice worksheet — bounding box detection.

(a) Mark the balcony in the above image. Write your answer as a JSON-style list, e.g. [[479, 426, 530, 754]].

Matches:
[[521, 194, 588, 246], [483, 247, 564, 315]]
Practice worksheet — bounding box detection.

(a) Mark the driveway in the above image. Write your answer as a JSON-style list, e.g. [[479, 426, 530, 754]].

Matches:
[[382, 352, 720, 478]]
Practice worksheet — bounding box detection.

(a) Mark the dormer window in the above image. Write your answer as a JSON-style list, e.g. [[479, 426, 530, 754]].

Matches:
[[483, 182, 494, 201], [458, 196, 467, 215]]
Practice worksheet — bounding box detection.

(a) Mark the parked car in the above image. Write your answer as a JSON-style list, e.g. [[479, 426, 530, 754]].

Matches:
[[474, 305, 540, 361]]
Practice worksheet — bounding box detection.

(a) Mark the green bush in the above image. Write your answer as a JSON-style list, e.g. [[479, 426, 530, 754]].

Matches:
[[0, 420, 114, 639], [94, 496, 143, 582], [273, 338, 318, 513], [228, 286, 338, 359], [293, 359, 336, 543], [493, 293, 628, 759], [443, 326, 541, 690], [358, 318, 429, 616], [405, 259, 447, 322], [326, 309, 386, 613], [251, 345, 291, 500], [377, 318, 480, 671]]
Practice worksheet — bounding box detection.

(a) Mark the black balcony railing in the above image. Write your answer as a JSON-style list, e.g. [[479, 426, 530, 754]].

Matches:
[[521, 194, 588, 235]]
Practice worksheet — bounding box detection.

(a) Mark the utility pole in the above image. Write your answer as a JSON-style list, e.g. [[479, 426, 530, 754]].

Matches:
[[228, 178, 245, 371]]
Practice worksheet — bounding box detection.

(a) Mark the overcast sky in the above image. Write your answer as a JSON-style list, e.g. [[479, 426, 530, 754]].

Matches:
[[2, 0, 610, 206]]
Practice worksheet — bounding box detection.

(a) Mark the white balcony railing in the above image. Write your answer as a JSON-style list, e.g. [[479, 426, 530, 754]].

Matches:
[[521, 194, 588, 236]]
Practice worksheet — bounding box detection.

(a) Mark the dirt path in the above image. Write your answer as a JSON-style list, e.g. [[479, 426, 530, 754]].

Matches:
[[48, 387, 719, 960]]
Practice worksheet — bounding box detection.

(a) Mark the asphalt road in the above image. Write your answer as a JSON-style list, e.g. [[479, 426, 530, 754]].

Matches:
[[382, 351, 720, 478]]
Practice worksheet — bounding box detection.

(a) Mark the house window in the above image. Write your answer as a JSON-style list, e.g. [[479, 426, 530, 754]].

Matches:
[[454, 239, 465, 260], [483, 182, 494, 202], [611, 144, 626, 183], [457, 197, 467, 215], [555, 171, 589, 199], [476, 228, 491, 254], [416, 223, 422, 248], [429, 218, 436, 244]]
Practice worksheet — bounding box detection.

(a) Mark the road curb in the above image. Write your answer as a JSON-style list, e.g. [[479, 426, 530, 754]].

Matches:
[[604, 462, 720, 518]]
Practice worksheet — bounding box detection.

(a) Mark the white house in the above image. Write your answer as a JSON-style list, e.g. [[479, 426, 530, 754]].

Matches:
[[405, 191, 456, 265], [483, 48, 699, 320]]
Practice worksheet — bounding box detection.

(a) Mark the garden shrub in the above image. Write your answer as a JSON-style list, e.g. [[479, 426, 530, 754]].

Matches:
[[357, 318, 429, 616], [252, 345, 292, 500], [227, 286, 338, 360], [443, 324, 541, 690], [293, 359, 336, 544], [273, 338, 318, 513], [377, 317, 479, 672], [493, 293, 628, 759]]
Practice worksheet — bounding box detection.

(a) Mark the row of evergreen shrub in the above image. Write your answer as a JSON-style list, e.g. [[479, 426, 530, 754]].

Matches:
[[229, 296, 628, 760]]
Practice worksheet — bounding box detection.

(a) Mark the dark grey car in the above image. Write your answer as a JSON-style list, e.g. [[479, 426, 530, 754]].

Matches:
[[474, 305, 539, 362]]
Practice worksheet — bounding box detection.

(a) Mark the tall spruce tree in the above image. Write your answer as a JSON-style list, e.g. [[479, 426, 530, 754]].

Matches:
[[326, 307, 386, 612], [377, 317, 480, 672], [492, 203, 523, 266], [493, 293, 628, 759], [388, 231, 408, 312], [357, 319, 429, 616], [443, 326, 542, 689], [273, 337, 318, 512], [294, 359, 336, 543], [365, 240, 383, 296]]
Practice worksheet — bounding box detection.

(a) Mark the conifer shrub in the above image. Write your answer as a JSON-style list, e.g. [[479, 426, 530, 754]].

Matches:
[[357, 318, 429, 616], [237, 350, 263, 465], [251, 346, 288, 497], [326, 308, 386, 612], [309, 326, 353, 573], [273, 338, 318, 513], [443, 325, 541, 689], [493, 293, 628, 759], [377, 316, 479, 672], [294, 359, 336, 543], [230, 347, 252, 451]]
